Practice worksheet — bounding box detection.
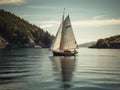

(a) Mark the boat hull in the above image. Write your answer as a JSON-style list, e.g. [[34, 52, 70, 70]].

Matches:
[[53, 51, 78, 56]]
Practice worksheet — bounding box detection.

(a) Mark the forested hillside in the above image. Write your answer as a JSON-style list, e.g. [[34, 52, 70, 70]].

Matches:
[[0, 9, 54, 48], [89, 35, 120, 49]]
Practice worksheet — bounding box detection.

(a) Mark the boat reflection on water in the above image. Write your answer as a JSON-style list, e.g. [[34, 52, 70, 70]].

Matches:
[[50, 56, 76, 89]]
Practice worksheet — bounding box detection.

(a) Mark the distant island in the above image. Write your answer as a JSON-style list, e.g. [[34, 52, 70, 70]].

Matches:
[[0, 9, 54, 48], [78, 41, 96, 48], [89, 35, 120, 49]]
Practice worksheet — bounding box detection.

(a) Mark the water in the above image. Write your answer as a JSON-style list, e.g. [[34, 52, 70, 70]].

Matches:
[[0, 48, 120, 90]]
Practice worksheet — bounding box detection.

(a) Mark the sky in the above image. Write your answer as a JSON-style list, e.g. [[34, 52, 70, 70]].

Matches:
[[0, 0, 120, 44]]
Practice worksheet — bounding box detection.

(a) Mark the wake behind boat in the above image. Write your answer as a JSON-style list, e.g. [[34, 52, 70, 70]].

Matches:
[[50, 10, 78, 56]]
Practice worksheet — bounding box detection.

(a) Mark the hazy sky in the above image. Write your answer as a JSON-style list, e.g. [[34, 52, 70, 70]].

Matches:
[[0, 0, 120, 44]]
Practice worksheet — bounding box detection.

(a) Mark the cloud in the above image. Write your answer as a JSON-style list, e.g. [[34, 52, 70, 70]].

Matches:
[[0, 0, 25, 5], [30, 19, 120, 30], [38, 19, 120, 28], [27, 5, 55, 9], [40, 21, 59, 24], [40, 24, 54, 29], [40, 21, 61, 30], [72, 19, 120, 27], [30, 21, 58, 28], [35, 19, 120, 28], [92, 15, 105, 20]]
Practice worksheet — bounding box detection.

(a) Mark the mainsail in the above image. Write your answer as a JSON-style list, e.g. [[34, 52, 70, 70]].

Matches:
[[50, 14, 77, 52], [60, 15, 77, 50]]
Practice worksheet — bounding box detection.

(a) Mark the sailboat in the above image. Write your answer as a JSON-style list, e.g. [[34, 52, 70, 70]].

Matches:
[[50, 10, 78, 56]]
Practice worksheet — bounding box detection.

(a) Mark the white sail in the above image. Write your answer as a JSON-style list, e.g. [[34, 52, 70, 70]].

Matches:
[[50, 23, 62, 51], [50, 15, 64, 51], [60, 15, 77, 50]]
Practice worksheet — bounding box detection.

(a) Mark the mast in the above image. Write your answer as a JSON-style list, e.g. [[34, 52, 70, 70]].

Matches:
[[59, 8, 65, 50], [63, 8, 65, 18]]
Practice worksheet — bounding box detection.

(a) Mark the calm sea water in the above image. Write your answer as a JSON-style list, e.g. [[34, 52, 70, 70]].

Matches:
[[0, 48, 120, 90]]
